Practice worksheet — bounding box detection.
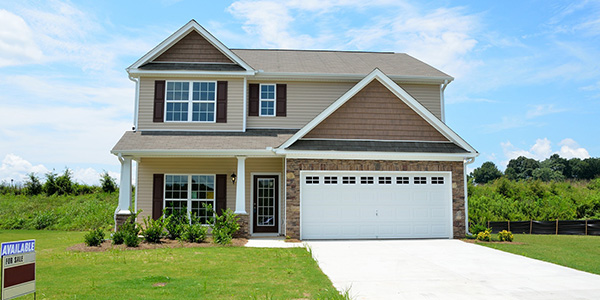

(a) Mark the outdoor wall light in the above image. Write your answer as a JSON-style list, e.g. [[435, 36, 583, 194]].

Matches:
[[231, 173, 236, 184]]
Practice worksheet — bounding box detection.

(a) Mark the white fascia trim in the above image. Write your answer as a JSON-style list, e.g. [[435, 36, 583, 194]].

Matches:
[[137, 129, 244, 132], [278, 68, 477, 154], [254, 71, 453, 83], [128, 70, 255, 77], [111, 149, 280, 157], [128, 20, 254, 72], [276, 149, 477, 161], [300, 138, 458, 143]]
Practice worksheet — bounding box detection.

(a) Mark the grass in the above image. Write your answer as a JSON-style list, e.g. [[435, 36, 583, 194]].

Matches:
[[0, 193, 117, 231], [0, 230, 345, 299], [478, 234, 600, 275]]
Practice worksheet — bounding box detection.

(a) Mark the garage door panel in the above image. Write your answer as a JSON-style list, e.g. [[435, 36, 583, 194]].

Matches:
[[301, 171, 452, 239]]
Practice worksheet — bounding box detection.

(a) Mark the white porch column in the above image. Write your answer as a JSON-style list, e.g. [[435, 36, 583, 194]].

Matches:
[[117, 155, 132, 215], [235, 156, 247, 214]]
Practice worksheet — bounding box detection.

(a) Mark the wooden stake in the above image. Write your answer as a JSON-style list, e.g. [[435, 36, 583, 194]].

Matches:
[[508, 219, 511, 232], [556, 219, 559, 235], [586, 219, 588, 236], [530, 219, 533, 235]]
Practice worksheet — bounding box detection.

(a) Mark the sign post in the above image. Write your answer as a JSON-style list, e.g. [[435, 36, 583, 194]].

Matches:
[[1, 240, 36, 300]]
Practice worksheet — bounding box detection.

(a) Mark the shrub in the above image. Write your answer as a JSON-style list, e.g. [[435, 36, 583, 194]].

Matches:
[[476, 229, 492, 242], [207, 205, 240, 245], [84, 228, 105, 247], [165, 210, 188, 240], [124, 232, 140, 247], [498, 230, 514, 242], [141, 215, 165, 243], [112, 230, 126, 245], [182, 221, 208, 243], [100, 171, 117, 193], [469, 223, 489, 235], [114, 211, 141, 246], [33, 211, 56, 229], [24, 173, 43, 196]]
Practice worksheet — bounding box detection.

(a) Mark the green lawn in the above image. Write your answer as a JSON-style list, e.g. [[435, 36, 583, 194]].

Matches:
[[479, 234, 600, 275], [0, 230, 343, 299]]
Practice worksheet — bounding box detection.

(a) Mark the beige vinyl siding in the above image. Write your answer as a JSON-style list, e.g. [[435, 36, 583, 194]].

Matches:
[[153, 31, 233, 63], [247, 80, 443, 129], [137, 77, 244, 131], [136, 157, 283, 222], [397, 83, 442, 120]]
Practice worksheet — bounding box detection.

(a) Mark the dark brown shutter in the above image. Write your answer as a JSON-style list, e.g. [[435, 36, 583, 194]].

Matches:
[[276, 84, 287, 117], [216, 81, 228, 123], [153, 81, 165, 122], [248, 83, 259, 116], [215, 174, 227, 216], [152, 174, 164, 220]]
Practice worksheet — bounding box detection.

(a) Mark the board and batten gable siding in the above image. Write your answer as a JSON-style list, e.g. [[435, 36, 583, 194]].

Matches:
[[246, 80, 442, 129], [153, 30, 234, 63], [136, 157, 283, 222], [137, 77, 244, 131], [303, 80, 449, 141]]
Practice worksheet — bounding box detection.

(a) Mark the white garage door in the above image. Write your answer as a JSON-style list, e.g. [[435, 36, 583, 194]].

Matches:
[[301, 171, 452, 239]]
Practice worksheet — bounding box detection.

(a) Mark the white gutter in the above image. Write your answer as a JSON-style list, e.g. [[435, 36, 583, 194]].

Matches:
[[255, 71, 453, 84], [128, 75, 140, 131], [440, 79, 449, 123], [127, 69, 255, 77], [275, 149, 477, 161], [110, 149, 279, 157], [464, 157, 476, 235]]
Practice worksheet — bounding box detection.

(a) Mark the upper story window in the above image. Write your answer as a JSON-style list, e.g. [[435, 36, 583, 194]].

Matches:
[[260, 84, 276, 116], [165, 81, 216, 122]]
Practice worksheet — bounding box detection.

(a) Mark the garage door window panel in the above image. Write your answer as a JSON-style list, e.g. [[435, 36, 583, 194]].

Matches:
[[414, 177, 427, 184]]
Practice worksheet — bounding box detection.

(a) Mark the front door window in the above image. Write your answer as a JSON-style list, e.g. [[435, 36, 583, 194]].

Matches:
[[253, 175, 278, 233]]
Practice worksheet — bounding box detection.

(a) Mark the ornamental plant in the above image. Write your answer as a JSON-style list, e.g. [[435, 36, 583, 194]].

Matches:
[[498, 230, 514, 242], [206, 204, 240, 245], [476, 229, 492, 242], [142, 215, 165, 243], [84, 228, 105, 247]]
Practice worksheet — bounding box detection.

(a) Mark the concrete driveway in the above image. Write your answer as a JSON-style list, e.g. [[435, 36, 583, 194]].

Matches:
[[305, 239, 600, 300]]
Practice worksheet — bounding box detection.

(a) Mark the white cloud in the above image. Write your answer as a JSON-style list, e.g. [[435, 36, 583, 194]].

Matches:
[[526, 104, 567, 118], [558, 138, 590, 159], [499, 138, 590, 168], [0, 154, 48, 183], [0, 9, 43, 67]]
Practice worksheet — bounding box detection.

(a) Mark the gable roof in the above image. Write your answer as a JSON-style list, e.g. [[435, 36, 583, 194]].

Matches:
[[128, 20, 253, 73], [232, 49, 452, 82], [278, 69, 477, 155]]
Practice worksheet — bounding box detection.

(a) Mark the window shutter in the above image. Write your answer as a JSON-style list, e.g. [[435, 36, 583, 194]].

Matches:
[[215, 174, 227, 216], [248, 84, 259, 116], [153, 81, 165, 122], [276, 84, 287, 117], [152, 174, 164, 220], [216, 81, 228, 123]]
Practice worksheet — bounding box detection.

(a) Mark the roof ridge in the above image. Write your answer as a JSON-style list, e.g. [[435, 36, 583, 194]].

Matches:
[[231, 48, 399, 54]]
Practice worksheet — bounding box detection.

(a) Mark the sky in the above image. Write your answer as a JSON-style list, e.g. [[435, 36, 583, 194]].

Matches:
[[0, 0, 599, 185]]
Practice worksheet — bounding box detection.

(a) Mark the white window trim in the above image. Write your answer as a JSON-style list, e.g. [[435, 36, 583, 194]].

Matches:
[[164, 80, 217, 123], [259, 83, 276, 117], [164, 174, 216, 224]]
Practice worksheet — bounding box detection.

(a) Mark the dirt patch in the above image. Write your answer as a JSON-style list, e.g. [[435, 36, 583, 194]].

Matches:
[[461, 239, 524, 245], [68, 237, 248, 252], [285, 238, 302, 243]]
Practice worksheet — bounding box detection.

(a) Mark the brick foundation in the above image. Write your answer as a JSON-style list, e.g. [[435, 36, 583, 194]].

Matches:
[[234, 214, 250, 238], [285, 159, 465, 239]]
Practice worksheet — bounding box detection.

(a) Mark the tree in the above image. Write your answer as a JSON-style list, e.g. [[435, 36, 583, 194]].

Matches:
[[505, 156, 540, 181], [44, 171, 59, 195], [100, 171, 117, 193], [471, 161, 503, 184], [24, 173, 42, 195], [532, 167, 564, 182], [55, 168, 74, 195]]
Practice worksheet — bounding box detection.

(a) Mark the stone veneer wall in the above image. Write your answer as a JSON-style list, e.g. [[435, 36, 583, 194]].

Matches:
[[235, 214, 250, 238], [285, 159, 465, 239]]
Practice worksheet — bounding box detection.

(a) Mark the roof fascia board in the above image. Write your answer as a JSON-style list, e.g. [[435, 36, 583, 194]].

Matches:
[[276, 149, 477, 161], [111, 149, 278, 157], [129, 70, 255, 77], [278, 68, 477, 154], [254, 72, 453, 83], [128, 20, 254, 72]]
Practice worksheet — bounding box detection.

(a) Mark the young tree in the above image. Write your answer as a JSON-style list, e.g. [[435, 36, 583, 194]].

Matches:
[[55, 168, 74, 195], [100, 171, 117, 193], [44, 170, 59, 195], [24, 173, 43, 195], [471, 161, 503, 184], [505, 156, 540, 181]]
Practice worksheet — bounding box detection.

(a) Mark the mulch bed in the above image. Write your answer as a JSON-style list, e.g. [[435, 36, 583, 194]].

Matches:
[[461, 239, 524, 245], [68, 238, 248, 252]]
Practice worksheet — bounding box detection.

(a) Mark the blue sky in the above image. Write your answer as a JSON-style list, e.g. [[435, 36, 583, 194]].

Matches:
[[0, 0, 599, 185]]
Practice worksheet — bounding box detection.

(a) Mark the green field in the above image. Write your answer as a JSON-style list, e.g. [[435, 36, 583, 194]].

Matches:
[[0, 230, 344, 299], [479, 234, 600, 275]]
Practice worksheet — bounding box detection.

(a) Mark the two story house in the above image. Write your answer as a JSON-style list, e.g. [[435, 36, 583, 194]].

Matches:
[[112, 20, 478, 240]]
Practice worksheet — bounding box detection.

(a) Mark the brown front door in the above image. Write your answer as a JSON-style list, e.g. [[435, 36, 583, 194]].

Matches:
[[253, 175, 279, 233]]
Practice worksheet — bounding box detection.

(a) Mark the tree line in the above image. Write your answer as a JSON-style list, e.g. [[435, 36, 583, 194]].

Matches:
[[0, 168, 118, 196], [471, 154, 600, 184]]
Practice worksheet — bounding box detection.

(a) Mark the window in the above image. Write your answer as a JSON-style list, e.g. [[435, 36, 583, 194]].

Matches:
[[431, 177, 445, 184], [378, 177, 392, 184], [306, 176, 319, 184], [165, 81, 216, 122], [324, 176, 338, 184], [396, 177, 409, 184], [342, 176, 356, 184], [259, 84, 276, 116], [360, 176, 374, 184], [414, 177, 427, 184], [165, 174, 215, 224]]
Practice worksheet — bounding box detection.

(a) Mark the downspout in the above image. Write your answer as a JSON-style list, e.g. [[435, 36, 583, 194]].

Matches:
[[464, 157, 475, 235], [440, 80, 449, 123], [128, 75, 140, 131]]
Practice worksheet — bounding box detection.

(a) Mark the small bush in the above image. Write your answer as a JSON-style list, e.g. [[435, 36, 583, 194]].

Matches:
[[476, 229, 492, 242], [100, 171, 117, 193], [165, 210, 188, 240], [124, 232, 140, 247], [207, 205, 240, 245], [112, 230, 126, 245], [5, 216, 28, 229], [141, 216, 165, 243], [469, 223, 489, 235], [181, 215, 208, 243], [498, 230, 514, 242], [33, 211, 56, 229], [84, 228, 105, 247]]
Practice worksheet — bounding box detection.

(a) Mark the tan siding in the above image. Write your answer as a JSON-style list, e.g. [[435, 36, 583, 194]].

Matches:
[[137, 77, 243, 131], [398, 83, 442, 120], [154, 31, 233, 63], [303, 80, 448, 141], [136, 157, 283, 222]]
